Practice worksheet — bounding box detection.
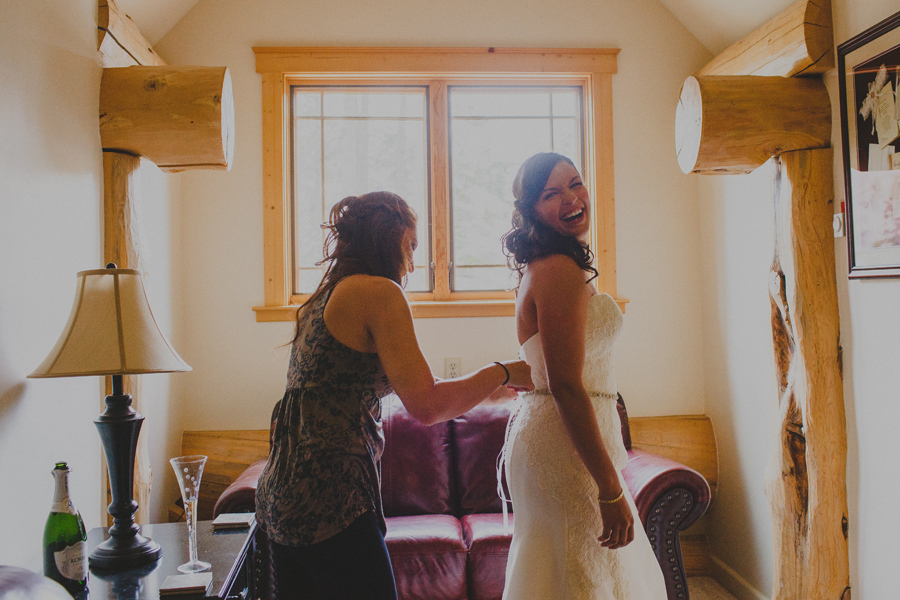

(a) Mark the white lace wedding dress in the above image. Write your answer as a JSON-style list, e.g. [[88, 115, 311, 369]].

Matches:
[[501, 293, 667, 600]]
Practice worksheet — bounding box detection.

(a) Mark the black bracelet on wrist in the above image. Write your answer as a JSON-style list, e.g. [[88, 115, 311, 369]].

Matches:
[[493, 361, 510, 386]]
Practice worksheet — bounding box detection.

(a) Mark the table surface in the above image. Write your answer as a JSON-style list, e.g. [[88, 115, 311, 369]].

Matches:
[[87, 521, 255, 599]]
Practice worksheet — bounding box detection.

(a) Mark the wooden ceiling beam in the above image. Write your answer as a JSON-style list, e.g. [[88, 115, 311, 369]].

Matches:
[[675, 75, 830, 174], [100, 66, 235, 172], [695, 0, 833, 78], [98, 0, 167, 67]]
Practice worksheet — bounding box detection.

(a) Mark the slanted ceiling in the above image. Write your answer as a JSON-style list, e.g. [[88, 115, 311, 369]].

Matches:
[[112, 0, 200, 45], [114, 0, 789, 54], [657, 0, 800, 54]]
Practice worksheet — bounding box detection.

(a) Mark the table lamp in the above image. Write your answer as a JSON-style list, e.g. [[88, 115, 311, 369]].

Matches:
[[28, 265, 191, 570]]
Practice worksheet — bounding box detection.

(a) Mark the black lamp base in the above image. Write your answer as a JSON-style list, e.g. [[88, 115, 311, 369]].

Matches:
[[90, 376, 161, 570], [89, 533, 161, 570]]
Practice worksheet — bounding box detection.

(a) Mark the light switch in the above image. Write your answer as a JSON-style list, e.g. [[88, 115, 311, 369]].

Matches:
[[833, 213, 845, 238]]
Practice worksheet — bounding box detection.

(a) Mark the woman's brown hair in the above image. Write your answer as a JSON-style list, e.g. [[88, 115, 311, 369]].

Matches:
[[292, 191, 417, 343], [502, 152, 598, 286]]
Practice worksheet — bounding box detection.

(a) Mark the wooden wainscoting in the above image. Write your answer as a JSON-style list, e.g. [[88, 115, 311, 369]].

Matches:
[[629, 415, 719, 503]]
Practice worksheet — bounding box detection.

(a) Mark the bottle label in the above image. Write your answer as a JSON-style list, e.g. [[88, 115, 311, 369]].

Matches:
[[54, 541, 87, 581]]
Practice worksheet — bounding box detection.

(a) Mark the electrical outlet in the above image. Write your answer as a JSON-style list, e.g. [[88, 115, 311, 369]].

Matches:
[[445, 358, 461, 379]]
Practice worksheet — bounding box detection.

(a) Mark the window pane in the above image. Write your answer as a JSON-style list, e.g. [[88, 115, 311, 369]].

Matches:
[[552, 118, 581, 166], [294, 92, 322, 117], [449, 87, 583, 291], [323, 92, 425, 118], [293, 120, 325, 272], [297, 268, 325, 293], [451, 90, 550, 117], [552, 92, 577, 117], [404, 267, 428, 292], [322, 118, 429, 291], [291, 88, 430, 294], [450, 118, 551, 291]]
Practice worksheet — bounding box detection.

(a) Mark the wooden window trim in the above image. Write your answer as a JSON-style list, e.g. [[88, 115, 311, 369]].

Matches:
[[252, 47, 624, 320]]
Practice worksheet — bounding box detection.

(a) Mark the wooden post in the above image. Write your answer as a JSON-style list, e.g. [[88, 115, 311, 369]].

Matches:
[[766, 149, 849, 600], [674, 2, 850, 597], [103, 151, 152, 527]]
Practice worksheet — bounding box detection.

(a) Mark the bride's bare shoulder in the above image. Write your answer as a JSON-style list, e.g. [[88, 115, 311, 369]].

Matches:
[[528, 255, 585, 285]]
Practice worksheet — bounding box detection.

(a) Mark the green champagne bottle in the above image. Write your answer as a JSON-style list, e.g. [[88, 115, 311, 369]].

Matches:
[[43, 462, 88, 596]]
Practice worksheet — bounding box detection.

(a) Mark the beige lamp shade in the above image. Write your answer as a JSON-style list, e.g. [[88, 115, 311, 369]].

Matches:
[[29, 268, 191, 378]]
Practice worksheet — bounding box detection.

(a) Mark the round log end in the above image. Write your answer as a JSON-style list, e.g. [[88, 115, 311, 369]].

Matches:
[[675, 75, 831, 175], [100, 66, 235, 170], [675, 76, 702, 174], [221, 68, 235, 171]]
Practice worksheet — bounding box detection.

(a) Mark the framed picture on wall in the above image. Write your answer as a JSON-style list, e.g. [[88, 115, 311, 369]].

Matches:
[[838, 10, 900, 278]]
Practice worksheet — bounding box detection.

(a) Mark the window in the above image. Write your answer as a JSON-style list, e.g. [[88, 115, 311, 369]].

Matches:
[[253, 47, 619, 320]]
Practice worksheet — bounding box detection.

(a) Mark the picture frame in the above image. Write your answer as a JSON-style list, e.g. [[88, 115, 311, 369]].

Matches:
[[838, 10, 900, 278]]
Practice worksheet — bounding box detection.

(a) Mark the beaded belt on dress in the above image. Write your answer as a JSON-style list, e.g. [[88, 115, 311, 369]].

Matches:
[[496, 388, 618, 530], [521, 389, 618, 400]]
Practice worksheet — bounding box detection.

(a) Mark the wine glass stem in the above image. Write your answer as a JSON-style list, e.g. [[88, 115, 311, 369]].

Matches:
[[185, 498, 198, 564]]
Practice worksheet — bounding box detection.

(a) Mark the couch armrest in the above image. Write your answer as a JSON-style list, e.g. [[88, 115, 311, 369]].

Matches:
[[623, 448, 711, 528], [623, 448, 710, 600], [213, 459, 268, 518]]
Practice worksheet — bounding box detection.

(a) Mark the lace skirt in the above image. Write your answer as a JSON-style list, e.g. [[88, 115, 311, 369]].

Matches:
[[500, 393, 667, 600]]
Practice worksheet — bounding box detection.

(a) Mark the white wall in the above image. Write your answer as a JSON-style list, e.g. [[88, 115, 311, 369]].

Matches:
[[830, 2, 900, 598], [154, 0, 713, 434], [697, 165, 779, 598], [698, 1, 900, 598], [0, 0, 184, 567]]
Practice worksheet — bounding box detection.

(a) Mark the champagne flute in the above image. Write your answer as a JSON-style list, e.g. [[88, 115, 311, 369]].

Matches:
[[169, 455, 211, 573]]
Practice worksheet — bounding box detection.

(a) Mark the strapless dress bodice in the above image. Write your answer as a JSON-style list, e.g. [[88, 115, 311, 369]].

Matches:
[[519, 293, 623, 397]]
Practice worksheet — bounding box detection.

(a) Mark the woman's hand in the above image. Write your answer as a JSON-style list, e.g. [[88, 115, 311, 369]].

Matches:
[[481, 360, 532, 404], [483, 385, 518, 405], [500, 360, 533, 392], [597, 493, 634, 549]]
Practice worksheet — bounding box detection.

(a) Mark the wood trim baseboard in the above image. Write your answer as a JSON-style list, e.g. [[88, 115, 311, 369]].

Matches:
[[710, 555, 770, 600]]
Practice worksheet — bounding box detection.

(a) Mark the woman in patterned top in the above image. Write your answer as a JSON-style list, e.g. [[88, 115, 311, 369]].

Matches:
[[256, 191, 533, 600]]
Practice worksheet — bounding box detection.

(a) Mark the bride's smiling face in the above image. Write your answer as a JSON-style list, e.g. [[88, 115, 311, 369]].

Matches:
[[534, 161, 591, 240]]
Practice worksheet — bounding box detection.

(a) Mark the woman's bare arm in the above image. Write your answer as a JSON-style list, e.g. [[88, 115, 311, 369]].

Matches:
[[530, 255, 634, 548], [362, 277, 532, 425]]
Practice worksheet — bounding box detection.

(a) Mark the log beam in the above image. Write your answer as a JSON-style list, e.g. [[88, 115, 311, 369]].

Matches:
[[675, 75, 830, 174], [696, 0, 833, 78], [103, 151, 152, 526], [100, 66, 235, 172], [98, 0, 166, 68], [765, 148, 849, 600]]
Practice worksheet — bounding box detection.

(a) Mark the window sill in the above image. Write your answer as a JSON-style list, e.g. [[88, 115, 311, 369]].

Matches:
[[253, 298, 628, 321]]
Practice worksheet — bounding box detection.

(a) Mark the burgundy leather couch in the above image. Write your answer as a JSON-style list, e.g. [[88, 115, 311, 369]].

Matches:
[[214, 395, 711, 600]]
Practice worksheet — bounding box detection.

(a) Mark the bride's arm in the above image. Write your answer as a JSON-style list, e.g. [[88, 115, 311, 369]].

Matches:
[[532, 255, 634, 549]]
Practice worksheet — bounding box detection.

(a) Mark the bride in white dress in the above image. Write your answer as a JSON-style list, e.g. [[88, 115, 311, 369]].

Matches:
[[500, 153, 666, 600]]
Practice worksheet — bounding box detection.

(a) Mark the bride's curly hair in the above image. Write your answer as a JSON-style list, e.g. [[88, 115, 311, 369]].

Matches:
[[502, 152, 598, 287], [292, 191, 417, 343]]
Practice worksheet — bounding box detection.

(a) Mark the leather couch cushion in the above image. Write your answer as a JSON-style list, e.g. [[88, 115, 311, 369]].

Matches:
[[452, 403, 513, 515], [381, 396, 455, 517], [386, 515, 468, 600], [213, 458, 268, 516], [461, 513, 514, 600]]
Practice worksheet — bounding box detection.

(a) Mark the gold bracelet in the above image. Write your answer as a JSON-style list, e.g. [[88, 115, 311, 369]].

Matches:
[[599, 489, 625, 504]]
